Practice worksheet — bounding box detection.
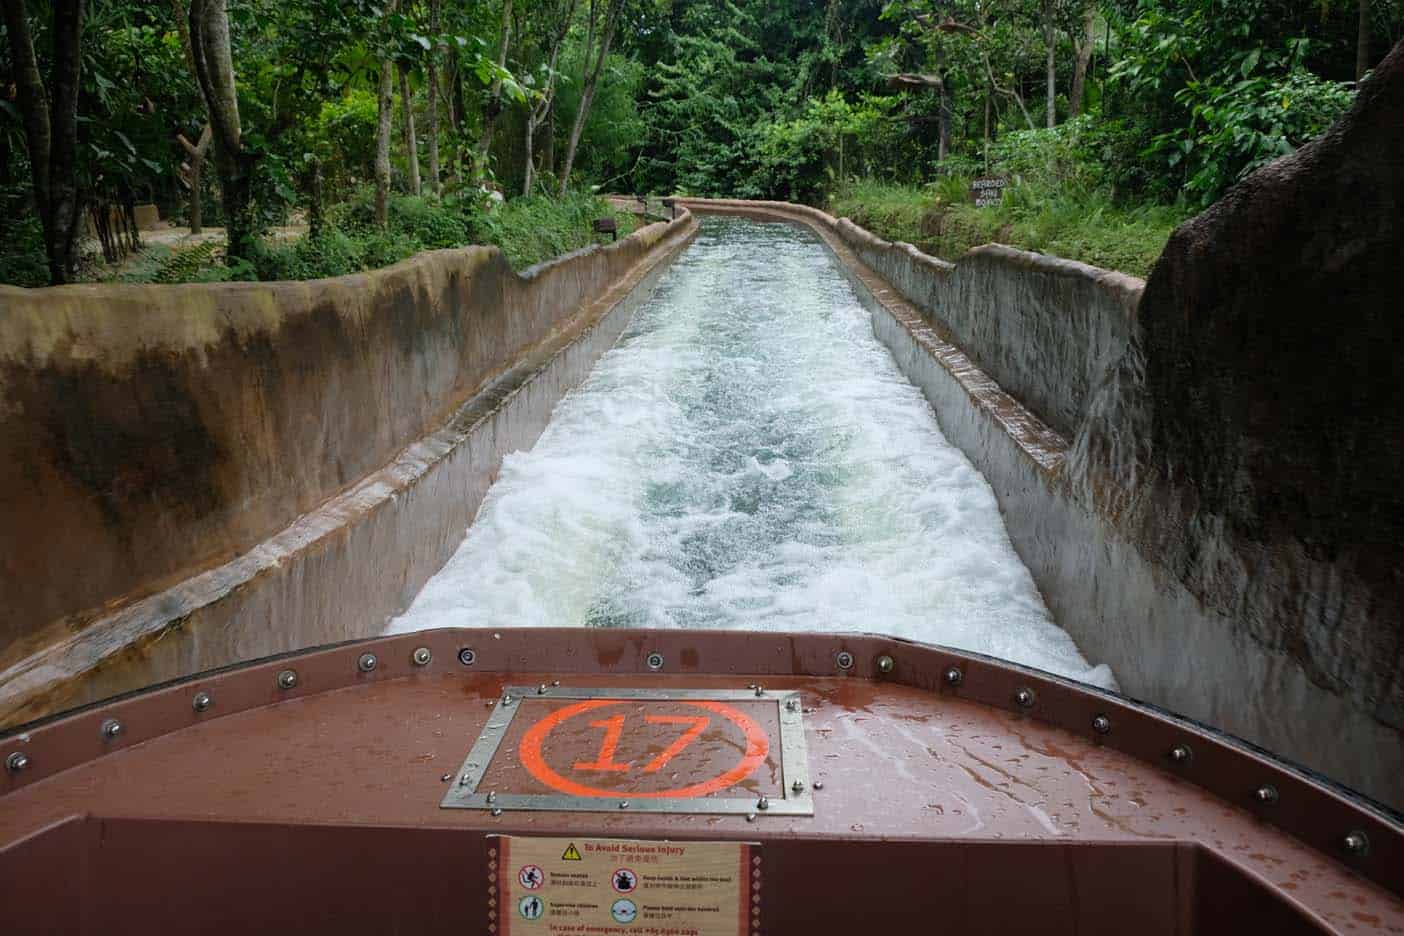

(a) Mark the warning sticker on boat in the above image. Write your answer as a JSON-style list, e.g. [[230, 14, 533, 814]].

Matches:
[[488, 836, 759, 936]]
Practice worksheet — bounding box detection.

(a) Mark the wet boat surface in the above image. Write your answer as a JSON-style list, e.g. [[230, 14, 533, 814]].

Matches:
[[2, 628, 1400, 934]]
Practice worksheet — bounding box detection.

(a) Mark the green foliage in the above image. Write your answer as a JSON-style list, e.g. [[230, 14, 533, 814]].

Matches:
[[829, 178, 1188, 277], [0, 217, 50, 288], [476, 192, 638, 270]]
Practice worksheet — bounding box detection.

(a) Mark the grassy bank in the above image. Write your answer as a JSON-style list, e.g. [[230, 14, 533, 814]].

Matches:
[[1, 191, 639, 288], [828, 179, 1187, 279]]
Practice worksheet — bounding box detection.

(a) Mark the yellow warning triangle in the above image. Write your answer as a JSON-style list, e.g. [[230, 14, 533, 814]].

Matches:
[[561, 843, 583, 861]]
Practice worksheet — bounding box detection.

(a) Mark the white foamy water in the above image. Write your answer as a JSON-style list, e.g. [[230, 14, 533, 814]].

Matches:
[[388, 218, 1116, 689]]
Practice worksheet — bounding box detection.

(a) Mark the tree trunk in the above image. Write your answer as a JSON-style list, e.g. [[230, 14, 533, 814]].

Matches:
[[523, 113, 536, 197], [400, 66, 421, 196], [542, 100, 556, 178], [1070, 1, 1096, 117], [1356, 0, 1371, 80], [559, 0, 623, 195], [189, 0, 255, 264], [425, 0, 442, 195], [477, 0, 514, 181], [307, 157, 325, 239], [3, 0, 84, 284], [376, 55, 395, 227], [1043, 0, 1057, 128], [178, 125, 212, 234]]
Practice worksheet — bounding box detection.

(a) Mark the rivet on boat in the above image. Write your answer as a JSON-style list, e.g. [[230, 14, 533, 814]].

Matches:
[[1254, 784, 1279, 806], [812, 781, 824, 790], [876, 654, 895, 674], [646, 651, 665, 670], [277, 669, 298, 690], [458, 648, 477, 666], [412, 647, 432, 666], [487, 791, 497, 803], [100, 719, 124, 742], [834, 651, 854, 671], [491, 808, 503, 817], [943, 666, 963, 687], [440, 773, 451, 782], [192, 691, 213, 713], [1168, 743, 1192, 764], [502, 695, 514, 706], [619, 800, 630, 810], [5, 752, 28, 774], [1343, 831, 1370, 856], [785, 698, 800, 712], [1092, 714, 1112, 735], [746, 813, 757, 822], [537, 684, 549, 695], [754, 684, 765, 697], [791, 780, 804, 793], [357, 652, 378, 673], [757, 796, 770, 811], [1014, 688, 1036, 708]]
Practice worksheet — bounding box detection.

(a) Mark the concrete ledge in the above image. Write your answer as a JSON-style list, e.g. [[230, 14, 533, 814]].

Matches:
[[0, 212, 698, 725], [680, 198, 1402, 809]]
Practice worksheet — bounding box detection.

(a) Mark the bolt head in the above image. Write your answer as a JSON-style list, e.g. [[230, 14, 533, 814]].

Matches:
[[757, 796, 770, 811], [491, 807, 503, 817], [5, 751, 29, 773], [458, 647, 477, 666], [1014, 687, 1036, 708], [441, 773, 452, 782], [835, 651, 855, 671], [746, 813, 758, 822], [1343, 831, 1370, 856], [412, 647, 432, 666], [812, 781, 824, 791], [1092, 714, 1112, 735], [100, 719, 124, 741], [791, 780, 804, 793], [537, 683, 549, 695], [502, 695, 514, 706], [943, 666, 963, 687], [876, 654, 895, 674], [646, 651, 665, 670], [1169, 744, 1192, 764], [753, 684, 765, 697], [1254, 784, 1279, 806], [619, 800, 630, 810], [357, 652, 378, 673], [277, 669, 299, 690], [192, 691, 213, 713]]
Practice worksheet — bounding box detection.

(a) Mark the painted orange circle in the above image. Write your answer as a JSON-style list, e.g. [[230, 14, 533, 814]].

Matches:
[[519, 699, 770, 799]]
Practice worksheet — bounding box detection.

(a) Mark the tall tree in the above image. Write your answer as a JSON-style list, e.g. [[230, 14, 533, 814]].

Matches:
[[400, 65, 422, 196], [1042, 0, 1057, 127], [425, 0, 442, 194], [375, 12, 397, 227], [3, 0, 84, 284], [188, 0, 255, 263], [477, 0, 514, 181], [1069, 0, 1096, 117], [1357, 0, 1371, 80], [170, 0, 212, 235], [559, 0, 625, 194], [523, 0, 577, 196]]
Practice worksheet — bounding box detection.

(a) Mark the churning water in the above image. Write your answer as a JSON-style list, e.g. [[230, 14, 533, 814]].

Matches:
[[388, 218, 1115, 688]]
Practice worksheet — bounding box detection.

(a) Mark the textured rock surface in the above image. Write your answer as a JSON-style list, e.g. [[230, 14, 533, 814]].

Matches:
[[1114, 39, 1404, 734]]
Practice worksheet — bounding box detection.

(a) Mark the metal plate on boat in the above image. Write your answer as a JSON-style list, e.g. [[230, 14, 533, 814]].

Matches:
[[442, 687, 813, 815], [487, 835, 760, 935]]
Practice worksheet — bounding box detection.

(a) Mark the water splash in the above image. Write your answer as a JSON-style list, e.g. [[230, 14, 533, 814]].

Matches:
[[388, 219, 1116, 690]]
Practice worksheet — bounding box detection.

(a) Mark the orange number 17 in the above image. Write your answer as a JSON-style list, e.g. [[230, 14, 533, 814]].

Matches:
[[573, 714, 710, 774]]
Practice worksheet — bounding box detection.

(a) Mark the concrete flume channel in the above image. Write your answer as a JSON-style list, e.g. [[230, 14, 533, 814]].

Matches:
[[0, 200, 1397, 811]]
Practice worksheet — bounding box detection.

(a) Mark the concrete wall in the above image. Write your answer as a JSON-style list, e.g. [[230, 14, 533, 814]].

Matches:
[[681, 198, 1402, 811], [0, 212, 697, 724]]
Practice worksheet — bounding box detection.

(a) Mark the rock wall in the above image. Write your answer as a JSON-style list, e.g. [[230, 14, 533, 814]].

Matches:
[[0, 213, 697, 722]]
